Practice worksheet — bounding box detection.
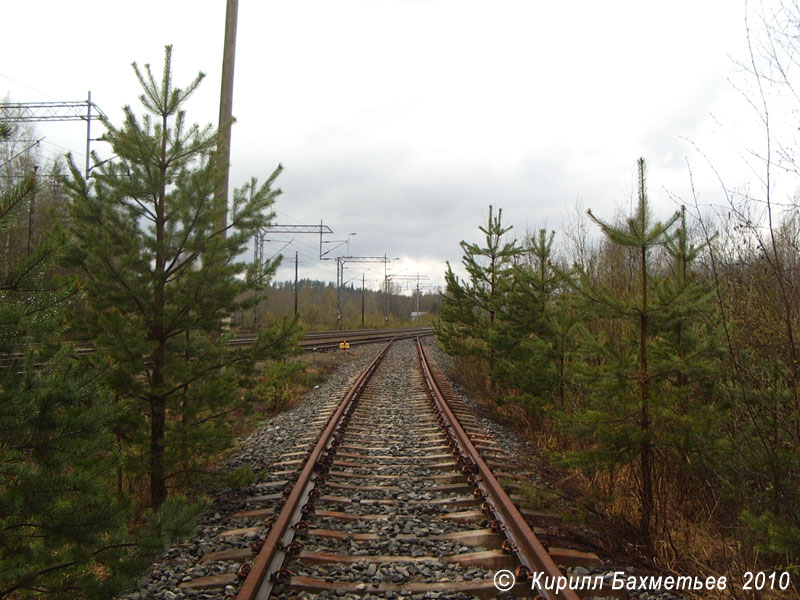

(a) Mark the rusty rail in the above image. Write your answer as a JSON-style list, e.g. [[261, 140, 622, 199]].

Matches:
[[415, 338, 580, 600], [236, 339, 394, 600]]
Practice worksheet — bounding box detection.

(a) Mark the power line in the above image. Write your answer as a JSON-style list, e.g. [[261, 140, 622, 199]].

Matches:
[[41, 138, 84, 158], [0, 99, 107, 122], [0, 93, 106, 178], [335, 256, 389, 329], [263, 234, 319, 258], [254, 221, 334, 271], [0, 73, 60, 100], [0, 137, 43, 169]]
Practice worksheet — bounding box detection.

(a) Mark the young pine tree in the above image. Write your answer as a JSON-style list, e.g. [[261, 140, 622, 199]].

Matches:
[[566, 158, 680, 548], [0, 137, 134, 598], [66, 46, 299, 509], [651, 206, 722, 487], [493, 229, 572, 415], [437, 205, 520, 390]]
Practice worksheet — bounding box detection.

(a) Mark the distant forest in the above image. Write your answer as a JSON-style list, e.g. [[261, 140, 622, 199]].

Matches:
[[240, 278, 441, 331]]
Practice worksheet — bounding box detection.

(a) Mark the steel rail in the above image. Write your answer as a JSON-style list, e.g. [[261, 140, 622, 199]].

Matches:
[[303, 326, 434, 339], [228, 326, 434, 348], [236, 339, 394, 600], [415, 338, 580, 600], [1, 328, 432, 368], [297, 332, 432, 352]]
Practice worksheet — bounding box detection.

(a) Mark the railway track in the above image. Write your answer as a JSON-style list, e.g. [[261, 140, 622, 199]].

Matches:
[[174, 338, 599, 600], [2, 327, 435, 363], [255, 327, 434, 352]]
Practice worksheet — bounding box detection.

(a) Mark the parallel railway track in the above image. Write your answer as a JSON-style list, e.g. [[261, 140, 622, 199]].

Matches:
[[0, 327, 435, 368], [12, 327, 434, 357], [176, 338, 595, 599], [251, 327, 434, 352]]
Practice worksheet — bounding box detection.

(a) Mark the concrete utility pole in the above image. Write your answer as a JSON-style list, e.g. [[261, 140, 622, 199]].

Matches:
[[216, 0, 239, 235]]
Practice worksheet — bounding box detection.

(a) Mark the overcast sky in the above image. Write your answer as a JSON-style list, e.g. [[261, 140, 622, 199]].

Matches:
[[2, 1, 789, 292]]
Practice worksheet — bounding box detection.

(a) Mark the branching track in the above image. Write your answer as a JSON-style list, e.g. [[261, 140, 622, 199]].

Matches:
[[182, 338, 597, 599], [1, 328, 434, 367]]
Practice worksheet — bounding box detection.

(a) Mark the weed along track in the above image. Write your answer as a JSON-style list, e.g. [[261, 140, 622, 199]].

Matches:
[[175, 338, 597, 600]]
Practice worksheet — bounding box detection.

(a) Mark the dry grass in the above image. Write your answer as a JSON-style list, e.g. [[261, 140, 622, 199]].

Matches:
[[242, 351, 346, 420], [441, 355, 800, 600]]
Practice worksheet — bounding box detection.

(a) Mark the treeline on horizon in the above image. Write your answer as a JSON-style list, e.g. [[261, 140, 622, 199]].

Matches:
[[242, 278, 441, 331], [437, 159, 800, 580]]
